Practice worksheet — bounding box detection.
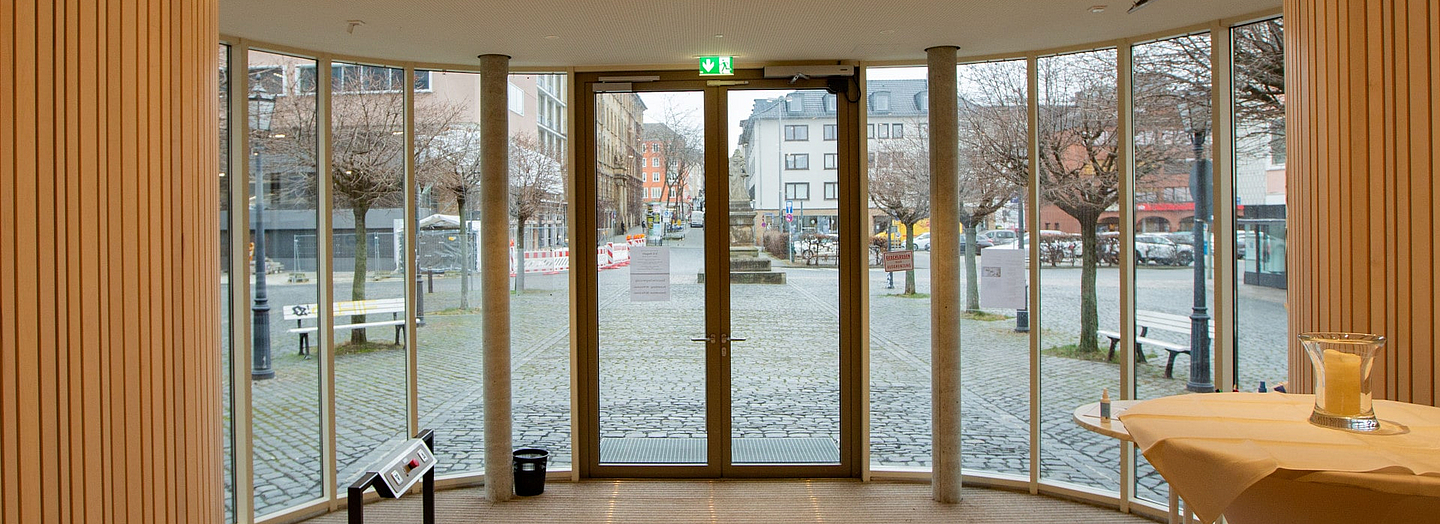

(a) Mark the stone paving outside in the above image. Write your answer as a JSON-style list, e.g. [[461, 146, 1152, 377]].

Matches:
[[224, 228, 1291, 518]]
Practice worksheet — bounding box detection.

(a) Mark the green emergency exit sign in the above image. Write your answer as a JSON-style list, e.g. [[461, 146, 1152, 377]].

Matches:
[[698, 56, 734, 76]]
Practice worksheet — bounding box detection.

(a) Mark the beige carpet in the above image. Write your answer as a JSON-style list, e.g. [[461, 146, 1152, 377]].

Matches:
[[302, 480, 1154, 523]]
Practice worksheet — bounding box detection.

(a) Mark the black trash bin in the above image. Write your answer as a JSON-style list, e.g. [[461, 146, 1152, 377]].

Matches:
[[513, 448, 549, 496]]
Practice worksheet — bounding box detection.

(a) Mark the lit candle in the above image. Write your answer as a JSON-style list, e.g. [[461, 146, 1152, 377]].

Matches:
[[1322, 349, 1362, 416]]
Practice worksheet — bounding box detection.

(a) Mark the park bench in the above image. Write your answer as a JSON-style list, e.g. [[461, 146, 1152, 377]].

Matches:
[[283, 297, 413, 357], [1097, 310, 1214, 379]]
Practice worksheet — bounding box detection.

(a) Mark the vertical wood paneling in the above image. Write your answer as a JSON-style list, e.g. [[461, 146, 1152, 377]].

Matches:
[[2, 0, 19, 521], [1287, 0, 1439, 407], [1, 0, 221, 522], [1431, 0, 1440, 407]]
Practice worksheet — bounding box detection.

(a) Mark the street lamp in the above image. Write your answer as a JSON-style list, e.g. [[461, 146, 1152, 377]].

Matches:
[[776, 94, 791, 262], [1179, 98, 1214, 393], [249, 94, 277, 380]]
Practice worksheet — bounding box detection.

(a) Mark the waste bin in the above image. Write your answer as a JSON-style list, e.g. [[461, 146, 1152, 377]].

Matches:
[[512, 448, 548, 496]]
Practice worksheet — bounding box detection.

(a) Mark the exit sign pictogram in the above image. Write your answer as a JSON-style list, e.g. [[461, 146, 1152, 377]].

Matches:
[[698, 56, 734, 76]]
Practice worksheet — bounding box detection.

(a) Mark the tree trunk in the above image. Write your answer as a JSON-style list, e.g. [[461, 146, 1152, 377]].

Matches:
[[350, 204, 370, 345], [514, 217, 527, 293], [964, 223, 981, 312], [458, 196, 471, 310], [903, 222, 917, 295], [1078, 218, 1101, 354]]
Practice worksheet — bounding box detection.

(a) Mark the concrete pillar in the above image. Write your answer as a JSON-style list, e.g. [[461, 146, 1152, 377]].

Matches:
[[927, 45, 963, 503], [1284, 0, 1440, 405], [479, 54, 514, 501]]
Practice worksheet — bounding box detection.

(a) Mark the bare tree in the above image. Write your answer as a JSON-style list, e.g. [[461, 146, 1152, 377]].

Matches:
[[1035, 51, 1126, 355], [868, 123, 930, 295], [510, 133, 565, 293], [1232, 20, 1285, 128], [957, 61, 1029, 311], [647, 119, 703, 228], [424, 124, 483, 309], [269, 67, 461, 345]]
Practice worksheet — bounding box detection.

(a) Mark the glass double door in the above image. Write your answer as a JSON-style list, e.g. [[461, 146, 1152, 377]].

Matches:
[[577, 71, 860, 477]]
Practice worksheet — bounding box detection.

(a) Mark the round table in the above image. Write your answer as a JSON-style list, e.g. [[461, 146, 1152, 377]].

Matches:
[[1118, 393, 1440, 524], [1072, 400, 1191, 524]]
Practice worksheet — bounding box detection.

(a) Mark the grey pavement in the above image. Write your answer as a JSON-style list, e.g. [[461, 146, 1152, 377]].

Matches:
[[224, 228, 1290, 517]]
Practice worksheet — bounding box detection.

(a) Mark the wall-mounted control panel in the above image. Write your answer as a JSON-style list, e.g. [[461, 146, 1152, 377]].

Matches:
[[372, 438, 437, 498]]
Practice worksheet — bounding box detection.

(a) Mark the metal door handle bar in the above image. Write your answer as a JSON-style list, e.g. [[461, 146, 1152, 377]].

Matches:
[[690, 334, 746, 343]]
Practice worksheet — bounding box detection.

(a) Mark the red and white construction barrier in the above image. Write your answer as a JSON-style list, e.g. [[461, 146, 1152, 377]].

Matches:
[[510, 234, 645, 276]]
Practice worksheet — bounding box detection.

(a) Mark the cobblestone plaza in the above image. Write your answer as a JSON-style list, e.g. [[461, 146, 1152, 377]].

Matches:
[[234, 229, 1289, 517]]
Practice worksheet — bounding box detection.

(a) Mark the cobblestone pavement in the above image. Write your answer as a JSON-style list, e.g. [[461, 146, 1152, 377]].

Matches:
[[227, 230, 1290, 516]]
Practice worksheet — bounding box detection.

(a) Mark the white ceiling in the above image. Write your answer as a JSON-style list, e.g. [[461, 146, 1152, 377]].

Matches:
[[221, 0, 1280, 69]]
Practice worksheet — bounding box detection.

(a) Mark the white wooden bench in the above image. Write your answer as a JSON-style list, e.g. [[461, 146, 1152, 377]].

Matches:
[[283, 297, 410, 357], [1098, 310, 1214, 379]]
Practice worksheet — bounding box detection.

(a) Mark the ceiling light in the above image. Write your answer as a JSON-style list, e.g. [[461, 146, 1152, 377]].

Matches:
[[1089, 5, 1106, 13], [544, 35, 559, 40], [713, 34, 724, 38], [1127, 0, 1155, 13]]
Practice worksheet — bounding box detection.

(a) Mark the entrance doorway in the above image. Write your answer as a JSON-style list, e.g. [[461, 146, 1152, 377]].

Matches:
[[574, 70, 864, 478]]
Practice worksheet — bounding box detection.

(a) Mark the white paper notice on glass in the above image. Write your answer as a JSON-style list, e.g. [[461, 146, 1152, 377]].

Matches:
[[979, 249, 1027, 309], [629, 246, 670, 302]]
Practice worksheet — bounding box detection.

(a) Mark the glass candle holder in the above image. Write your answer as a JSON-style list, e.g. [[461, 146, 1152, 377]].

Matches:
[[1299, 332, 1387, 431]]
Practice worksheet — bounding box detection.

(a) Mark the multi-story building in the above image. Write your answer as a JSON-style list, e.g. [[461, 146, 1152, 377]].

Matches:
[[740, 79, 929, 238], [642, 123, 697, 225], [595, 93, 647, 235], [235, 56, 574, 265]]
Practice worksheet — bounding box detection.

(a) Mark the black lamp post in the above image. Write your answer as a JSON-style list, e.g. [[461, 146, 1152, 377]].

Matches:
[[250, 94, 276, 380], [1014, 192, 1029, 332], [1180, 100, 1214, 393]]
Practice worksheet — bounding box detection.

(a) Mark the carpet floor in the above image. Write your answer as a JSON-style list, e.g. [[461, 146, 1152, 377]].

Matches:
[[301, 479, 1155, 523]]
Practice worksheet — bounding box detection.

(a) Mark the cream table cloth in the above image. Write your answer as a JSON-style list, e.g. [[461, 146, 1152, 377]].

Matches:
[[1119, 393, 1440, 523]]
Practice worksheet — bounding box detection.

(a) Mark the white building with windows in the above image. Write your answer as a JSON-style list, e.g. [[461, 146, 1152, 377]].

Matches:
[[739, 79, 928, 236]]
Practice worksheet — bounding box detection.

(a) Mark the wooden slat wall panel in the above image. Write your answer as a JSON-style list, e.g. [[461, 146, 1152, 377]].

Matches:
[[1286, 0, 1438, 406], [0, 0, 221, 522]]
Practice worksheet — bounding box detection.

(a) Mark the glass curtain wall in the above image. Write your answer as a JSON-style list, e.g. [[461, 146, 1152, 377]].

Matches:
[[956, 59, 1031, 477], [218, 43, 234, 524], [508, 73, 573, 468], [1230, 19, 1288, 395], [329, 62, 413, 488], [1130, 32, 1214, 505], [219, 13, 1280, 518], [865, 67, 932, 469], [413, 69, 487, 477], [247, 49, 325, 517], [1036, 48, 1122, 493]]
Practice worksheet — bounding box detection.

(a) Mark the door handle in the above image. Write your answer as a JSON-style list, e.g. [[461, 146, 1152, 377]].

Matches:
[[690, 334, 744, 357], [691, 334, 745, 343]]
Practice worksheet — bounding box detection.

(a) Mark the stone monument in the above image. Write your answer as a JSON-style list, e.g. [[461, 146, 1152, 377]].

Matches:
[[701, 150, 783, 284]]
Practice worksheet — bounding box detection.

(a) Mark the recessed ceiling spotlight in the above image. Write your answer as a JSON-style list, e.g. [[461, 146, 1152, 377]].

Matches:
[[713, 33, 724, 38], [1089, 5, 1107, 13], [879, 29, 896, 35]]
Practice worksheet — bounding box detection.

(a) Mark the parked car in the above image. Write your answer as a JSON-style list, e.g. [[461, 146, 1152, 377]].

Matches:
[[1162, 232, 1197, 265], [689, 211, 704, 228], [981, 229, 1017, 246], [957, 235, 994, 255], [912, 232, 930, 250], [1135, 234, 1183, 265]]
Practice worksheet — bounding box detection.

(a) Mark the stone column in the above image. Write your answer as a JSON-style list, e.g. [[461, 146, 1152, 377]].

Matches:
[[1284, 0, 1439, 405], [479, 53, 514, 501], [927, 45, 963, 503]]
